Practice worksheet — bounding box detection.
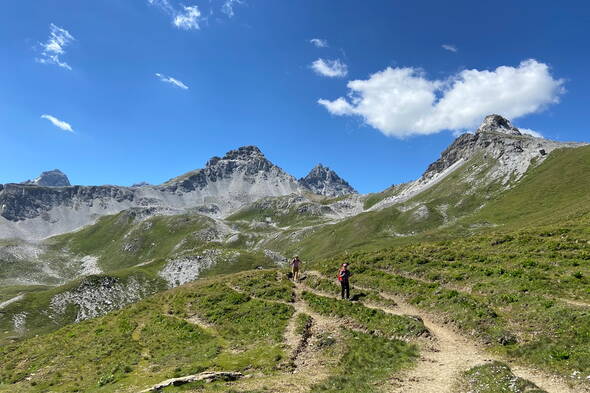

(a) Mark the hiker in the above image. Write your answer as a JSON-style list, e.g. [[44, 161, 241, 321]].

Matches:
[[338, 263, 352, 300], [291, 255, 301, 282]]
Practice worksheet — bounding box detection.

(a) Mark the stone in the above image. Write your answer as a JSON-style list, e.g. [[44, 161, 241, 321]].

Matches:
[[139, 371, 244, 392]]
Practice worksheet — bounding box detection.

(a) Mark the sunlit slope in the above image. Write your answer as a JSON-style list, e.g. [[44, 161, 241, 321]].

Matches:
[[470, 145, 590, 227], [0, 211, 279, 345], [277, 146, 590, 258], [49, 210, 226, 271], [0, 268, 166, 344]]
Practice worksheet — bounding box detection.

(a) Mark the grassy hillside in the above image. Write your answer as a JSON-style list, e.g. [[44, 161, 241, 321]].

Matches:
[[49, 211, 224, 272], [0, 268, 555, 393], [227, 195, 331, 229], [268, 153, 504, 258], [470, 145, 590, 228], [274, 146, 590, 259], [0, 267, 167, 344], [0, 270, 426, 393], [0, 207, 295, 346]]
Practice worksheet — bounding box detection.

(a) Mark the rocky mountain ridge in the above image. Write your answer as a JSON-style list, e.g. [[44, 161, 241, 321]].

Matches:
[[0, 146, 356, 240], [367, 115, 586, 212], [0, 116, 587, 240]]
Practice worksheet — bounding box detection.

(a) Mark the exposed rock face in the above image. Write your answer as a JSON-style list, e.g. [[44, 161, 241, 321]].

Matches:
[[299, 164, 357, 197], [23, 169, 71, 187], [0, 128, 585, 240], [158, 249, 237, 288], [0, 184, 136, 222], [49, 275, 160, 323]]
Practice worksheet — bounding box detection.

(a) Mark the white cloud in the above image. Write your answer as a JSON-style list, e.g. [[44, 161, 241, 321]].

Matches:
[[155, 73, 189, 89], [148, 0, 175, 14], [41, 114, 74, 132], [222, 0, 243, 18], [310, 38, 328, 48], [36, 24, 75, 70], [318, 59, 564, 138], [442, 44, 458, 53], [173, 5, 201, 30], [317, 97, 353, 115], [148, 1, 202, 30], [519, 128, 543, 138], [311, 58, 348, 78]]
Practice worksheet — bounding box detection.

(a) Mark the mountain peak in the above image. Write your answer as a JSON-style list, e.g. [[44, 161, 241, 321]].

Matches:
[[206, 146, 265, 168], [23, 169, 71, 187], [162, 145, 300, 198], [222, 145, 264, 160], [309, 163, 329, 174], [299, 164, 356, 197], [476, 114, 521, 136], [422, 114, 574, 181]]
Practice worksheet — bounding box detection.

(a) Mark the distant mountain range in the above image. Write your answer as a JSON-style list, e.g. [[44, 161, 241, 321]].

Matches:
[[1, 114, 584, 241], [0, 146, 356, 240]]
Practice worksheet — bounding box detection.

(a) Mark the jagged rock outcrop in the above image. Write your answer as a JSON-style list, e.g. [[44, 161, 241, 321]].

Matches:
[[0, 127, 585, 240], [0, 184, 136, 222], [477, 114, 522, 135], [23, 169, 70, 187], [299, 164, 357, 197]]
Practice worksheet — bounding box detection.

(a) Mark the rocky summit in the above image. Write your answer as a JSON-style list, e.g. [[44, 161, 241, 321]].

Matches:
[[22, 169, 71, 187], [476, 114, 522, 135], [299, 164, 357, 197], [422, 115, 583, 181], [162, 145, 300, 194]]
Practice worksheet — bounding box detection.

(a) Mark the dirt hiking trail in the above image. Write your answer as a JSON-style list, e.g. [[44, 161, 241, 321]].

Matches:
[[303, 271, 583, 393]]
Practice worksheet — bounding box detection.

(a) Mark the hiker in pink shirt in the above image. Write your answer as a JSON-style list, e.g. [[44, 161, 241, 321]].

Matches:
[[338, 263, 352, 300]]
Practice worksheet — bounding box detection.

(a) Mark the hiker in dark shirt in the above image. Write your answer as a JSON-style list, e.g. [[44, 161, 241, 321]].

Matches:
[[291, 256, 301, 282], [337, 263, 352, 300]]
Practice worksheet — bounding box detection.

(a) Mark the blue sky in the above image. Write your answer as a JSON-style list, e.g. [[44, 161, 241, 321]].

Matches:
[[1, 0, 589, 193]]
